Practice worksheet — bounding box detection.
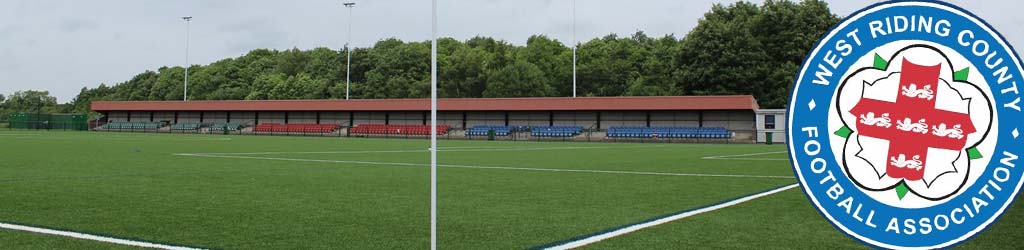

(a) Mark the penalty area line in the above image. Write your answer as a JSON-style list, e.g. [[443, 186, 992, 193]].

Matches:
[[0, 222, 207, 250], [532, 183, 800, 250]]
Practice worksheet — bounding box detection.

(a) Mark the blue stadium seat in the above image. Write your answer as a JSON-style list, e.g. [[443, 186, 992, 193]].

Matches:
[[530, 126, 583, 137], [606, 126, 732, 139], [467, 125, 514, 136]]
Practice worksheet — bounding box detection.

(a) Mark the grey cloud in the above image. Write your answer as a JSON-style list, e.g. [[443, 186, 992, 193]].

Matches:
[[0, 26, 14, 39], [216, 18, 289, 53], [58, 19, 98, 33], [225, 30, 289, 54], [0, 49, 18, 71]]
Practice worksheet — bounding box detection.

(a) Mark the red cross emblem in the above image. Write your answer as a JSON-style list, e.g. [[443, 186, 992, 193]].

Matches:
[[850, 59, 976, 181]]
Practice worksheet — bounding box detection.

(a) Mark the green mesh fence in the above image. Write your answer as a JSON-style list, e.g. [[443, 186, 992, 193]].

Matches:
[[8, 113, 88, 130]]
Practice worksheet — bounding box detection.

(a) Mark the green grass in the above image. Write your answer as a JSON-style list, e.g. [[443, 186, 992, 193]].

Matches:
[[0, 130, 1019, 249], [0, 230, 139, 250], [581, 188, 1024, 250]]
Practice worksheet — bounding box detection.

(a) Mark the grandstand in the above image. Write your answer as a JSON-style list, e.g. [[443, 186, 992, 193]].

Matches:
[[90, 95, 771, 143]]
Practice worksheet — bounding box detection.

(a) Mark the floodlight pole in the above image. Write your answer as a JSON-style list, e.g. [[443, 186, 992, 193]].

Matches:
[[572, 0, 577, 98], [343, 2, 355, 100], [183, 16, 192, 101], [430, 0, 438, 250]]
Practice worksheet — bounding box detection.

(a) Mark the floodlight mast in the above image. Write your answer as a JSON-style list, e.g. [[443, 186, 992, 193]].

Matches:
[[182, 16, 192, 101], [343, 2, 355, 100], [572, 0, 577, 98], [430, 0, 438, 249]]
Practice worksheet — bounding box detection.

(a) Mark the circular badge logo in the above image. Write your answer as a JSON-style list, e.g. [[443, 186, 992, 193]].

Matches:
[[788, 1, 1024, 248]]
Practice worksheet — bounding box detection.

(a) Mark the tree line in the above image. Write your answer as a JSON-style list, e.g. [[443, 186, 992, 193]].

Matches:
[[0, 90, 67, 122], [5, 0, 838, 119]]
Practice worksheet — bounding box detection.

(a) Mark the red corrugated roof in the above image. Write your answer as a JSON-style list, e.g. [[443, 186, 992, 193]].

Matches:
[[91, 96, 759, 112]]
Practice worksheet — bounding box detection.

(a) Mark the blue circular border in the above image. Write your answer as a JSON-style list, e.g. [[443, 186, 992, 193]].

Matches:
[[787, 0, 1024, 249]]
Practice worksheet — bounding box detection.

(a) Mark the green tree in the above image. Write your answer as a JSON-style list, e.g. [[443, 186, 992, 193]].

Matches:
[[305, 47, 343, 85], [362, 39, 430, 98], [679, 0, 837, 108], [483, 60, 554, 98], [466, 36, 517, 73], [520, 35, 572, 96], [679, 2, 768, 97], [0, 94, 6, 119], [64, 1, 838, 108], [441, 46, 490, 98], [149, 67, 186, 101], [190, 59, 249, 100], [268, 73, 329, 100], [276, 47, 309, 76], [238, 49, 279, 84], [755, 0, 838, 107], [630, 35, 684, 96], [5, 90, 59, 113], [577, 32, 655, 97], [246, 73, 286, 100], [105, 71, 159, 101]]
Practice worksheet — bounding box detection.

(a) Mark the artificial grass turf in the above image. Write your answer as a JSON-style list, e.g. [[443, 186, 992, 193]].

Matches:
[[2, 132, 431, 249], [11, 130, 1014, 249], [578, 184, 1024, 249], [0, 229, 142, 250], [578, 189, 865, 250]]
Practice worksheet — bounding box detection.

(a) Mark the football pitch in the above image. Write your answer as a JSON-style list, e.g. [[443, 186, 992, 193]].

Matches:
[[0, 130, 1021, 249]]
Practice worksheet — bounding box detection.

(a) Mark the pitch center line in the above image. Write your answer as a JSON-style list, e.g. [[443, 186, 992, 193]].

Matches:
[[534, 184, 800, 250], [0, 222, 207, 250], [173, 153, 794, 179]]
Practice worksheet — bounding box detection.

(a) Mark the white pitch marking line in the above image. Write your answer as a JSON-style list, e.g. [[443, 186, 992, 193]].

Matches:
[[542, 183, 800, 250], [189, 149, 429, 155], [702, 151, 788, 160], [703, 158, 789, 161], [9, 136, 232, 141], [0, 222, 205, 250], [437, 164, 793, 179], [184, 145, 663, 156], [173, 153, 795, 179]]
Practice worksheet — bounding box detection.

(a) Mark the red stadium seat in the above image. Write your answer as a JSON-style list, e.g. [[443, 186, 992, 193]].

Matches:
[[349, 124, 449, 136], [254, 123, 339, 133]]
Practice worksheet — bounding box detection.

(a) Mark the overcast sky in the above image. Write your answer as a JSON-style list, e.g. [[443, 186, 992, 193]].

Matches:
[[0, 0, 1020, 102]]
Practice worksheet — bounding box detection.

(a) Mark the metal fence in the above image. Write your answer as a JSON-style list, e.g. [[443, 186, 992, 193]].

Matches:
[[8, 113, 89, 131], [7, 121, 89, 131]]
